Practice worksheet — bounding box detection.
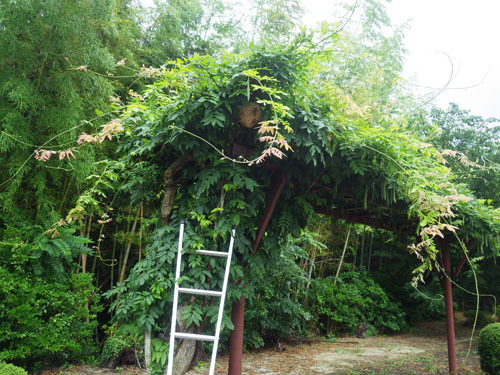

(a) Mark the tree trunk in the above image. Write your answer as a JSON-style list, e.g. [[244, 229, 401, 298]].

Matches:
[[161, 156, 191, 225]]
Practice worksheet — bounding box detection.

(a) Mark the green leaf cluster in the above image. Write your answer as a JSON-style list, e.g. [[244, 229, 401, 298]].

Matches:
[[307, 271, 407, 334], [0, 362, 27, 375], [478, 323, 500, 374]]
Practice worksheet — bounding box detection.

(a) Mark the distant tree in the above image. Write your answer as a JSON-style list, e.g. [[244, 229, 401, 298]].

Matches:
[[0, 0, 134, 222], [312, 0, 408, 117], [428, 104, 499, 205], [249, 0, 304, 43], [139, 0, 242, 66]]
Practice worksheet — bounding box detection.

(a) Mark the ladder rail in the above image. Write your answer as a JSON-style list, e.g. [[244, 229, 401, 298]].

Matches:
[[209, 227, 235, 375], [166, 220, 184, 375], [209, 227, 236, 375]]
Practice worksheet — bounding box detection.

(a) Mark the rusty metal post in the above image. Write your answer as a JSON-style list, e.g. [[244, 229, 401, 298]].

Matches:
[[252, 170, 286, 253], [441, 241, 457, 374], [228, 297, 245, 375], [228, 169, 286, 375]]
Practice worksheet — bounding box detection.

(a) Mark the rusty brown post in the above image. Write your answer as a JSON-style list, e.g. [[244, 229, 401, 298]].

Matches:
[[252, 170, 286, 254], [228, 169, 286, 375], [228, 297, 245, 375], [441, 241, 457, 374]]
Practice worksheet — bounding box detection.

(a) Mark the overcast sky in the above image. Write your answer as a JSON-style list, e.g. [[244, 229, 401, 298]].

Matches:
[[304, 0, 500, 119]]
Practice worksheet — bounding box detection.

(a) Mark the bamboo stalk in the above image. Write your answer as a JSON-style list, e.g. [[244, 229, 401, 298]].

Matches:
[[334, 226, 351, 286], [367, 231, 373, 272], [81, 210, 93, 273], [118, 207, 141, 284], [111, 224, 117, 288], [57, 176, 70, 213], [306, 251, 316, 290], [138, 202, 143, 262], [360, 226, 365, 270]]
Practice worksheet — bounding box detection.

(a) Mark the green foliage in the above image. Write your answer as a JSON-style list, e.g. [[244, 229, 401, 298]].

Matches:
[[405, 281, 445, 323], [109, 24, 498, 355], [0, 220, 92, 277], [0, 362, 27, 375], [244, 233, 315, 348], [0, 0, 125, 220], [0, 223, 99, 371], [363, 323, 378, 338], [150, 338, 169, 375], [0, 270, 98, 371], [99, 335, 131, 366], [307, 272, 407, 334], [478, 323, 500, 374], [104, 225, 177, 333]]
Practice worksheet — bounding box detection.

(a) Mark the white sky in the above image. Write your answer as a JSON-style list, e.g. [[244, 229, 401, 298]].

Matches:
[[303, 0, 500, 119]]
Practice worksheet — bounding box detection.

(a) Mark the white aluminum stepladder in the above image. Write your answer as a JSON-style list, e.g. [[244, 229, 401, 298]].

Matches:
[[166, 220, 236, 375]]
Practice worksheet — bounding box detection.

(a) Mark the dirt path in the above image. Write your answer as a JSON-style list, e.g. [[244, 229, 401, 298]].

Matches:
[[186, 320, 480, 375], [42, 321, 481, 375]]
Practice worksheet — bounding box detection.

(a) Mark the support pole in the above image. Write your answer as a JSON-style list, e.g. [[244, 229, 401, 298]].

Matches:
[[228, 297, 245, 375], [228, 169, 286, 375], [441, 241, 457, 374]]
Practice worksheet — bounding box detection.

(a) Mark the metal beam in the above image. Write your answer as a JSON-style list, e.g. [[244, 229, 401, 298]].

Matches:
[[252, 170, 286, 253], [314, 207, 396, 232]]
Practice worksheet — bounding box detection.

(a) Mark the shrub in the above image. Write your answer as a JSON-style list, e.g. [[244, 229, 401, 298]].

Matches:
[[99, 335, 130, 366], [0, 223, 100, 371], [307, 271, 407, 335], [0, 270, 99, 371], [243, 234, 314, 348], [478, 323, 500, 374], [0, 362, 27, 375]]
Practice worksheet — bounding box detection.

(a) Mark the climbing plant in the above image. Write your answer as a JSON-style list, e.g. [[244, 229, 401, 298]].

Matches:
[[99, 30, 500, 360]]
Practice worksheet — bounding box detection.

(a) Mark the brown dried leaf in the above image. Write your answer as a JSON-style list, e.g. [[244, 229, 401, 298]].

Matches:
[[74, 65, 88, 72], [116, 58, 126, 67]]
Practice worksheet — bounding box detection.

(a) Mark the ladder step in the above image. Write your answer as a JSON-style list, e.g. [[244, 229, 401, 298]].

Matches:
[[174, 332, 216, 341], [194, 250, 229, 257], [178, 287, 223, 297]]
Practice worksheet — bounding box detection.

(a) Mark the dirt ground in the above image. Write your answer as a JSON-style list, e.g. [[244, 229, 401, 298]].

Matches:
[[40, 320, 482, 375]]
